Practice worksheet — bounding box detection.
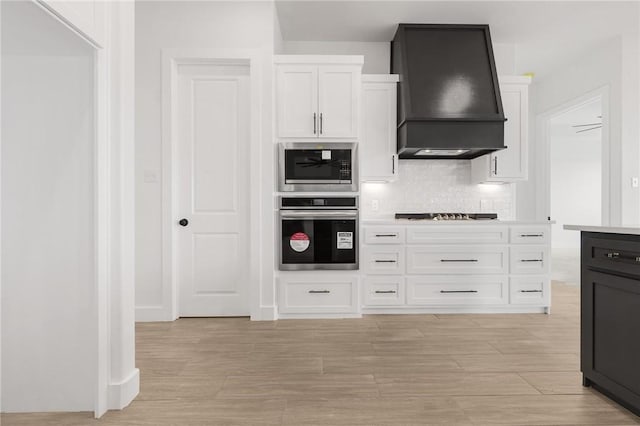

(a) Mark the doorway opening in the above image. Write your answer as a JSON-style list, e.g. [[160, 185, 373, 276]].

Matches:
[[548, 96, 605, 285]]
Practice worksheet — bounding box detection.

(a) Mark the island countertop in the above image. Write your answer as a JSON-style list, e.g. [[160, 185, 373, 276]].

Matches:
[[563, 224, 640, 235]]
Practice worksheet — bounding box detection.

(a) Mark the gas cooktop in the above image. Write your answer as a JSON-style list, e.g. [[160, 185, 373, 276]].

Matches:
[[395, 213, 498, 221]]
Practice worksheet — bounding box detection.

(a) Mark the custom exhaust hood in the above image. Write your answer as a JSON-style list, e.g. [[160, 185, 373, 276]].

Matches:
[[391, 24, 506, 159]]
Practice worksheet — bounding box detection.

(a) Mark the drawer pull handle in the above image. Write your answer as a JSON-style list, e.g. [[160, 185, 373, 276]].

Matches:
[[308, 290, 330, 294], [375, 290, 397, 294], [440, 290, 478, 294], [440, 259, 478, 262], [520, 233, 544, 237], [520, 290, 543, 293], [375, 234, 398, 237], [520, 259, 543, 262], [375, 260, 397, 263], [603, 252, 640, 262]]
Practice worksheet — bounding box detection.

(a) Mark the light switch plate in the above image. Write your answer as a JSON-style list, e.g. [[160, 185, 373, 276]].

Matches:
[[371, 200, 379, 211], [144, 171, 159, 183]]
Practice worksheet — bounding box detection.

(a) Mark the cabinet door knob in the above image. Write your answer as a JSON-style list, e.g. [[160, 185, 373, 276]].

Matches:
[[178, 218, 189, 227]]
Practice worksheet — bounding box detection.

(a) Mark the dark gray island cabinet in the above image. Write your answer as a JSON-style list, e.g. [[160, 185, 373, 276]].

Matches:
[[566, 225, 640, 417]]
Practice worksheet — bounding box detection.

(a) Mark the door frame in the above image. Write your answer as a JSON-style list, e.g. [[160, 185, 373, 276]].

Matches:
[[535, 86, 611, 226], [161, 48, 263, 321]]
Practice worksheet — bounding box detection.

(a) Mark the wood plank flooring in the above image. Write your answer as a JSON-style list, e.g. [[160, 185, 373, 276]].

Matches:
[[3, 281, 640, 425]]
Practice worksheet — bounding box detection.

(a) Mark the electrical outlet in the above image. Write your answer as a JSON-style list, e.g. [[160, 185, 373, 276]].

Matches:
[[633, 177, 639, 188], [371, 199, 379, 211]]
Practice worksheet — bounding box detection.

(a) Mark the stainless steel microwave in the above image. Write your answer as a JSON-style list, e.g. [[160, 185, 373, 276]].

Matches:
[[278, 142, 358, 192]]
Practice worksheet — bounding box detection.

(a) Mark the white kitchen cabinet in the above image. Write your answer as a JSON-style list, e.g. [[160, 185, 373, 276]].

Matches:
[[38, 0, 106, 47], [278, 274, 359, 316], [275, 56, 363, 140], [361, 75, 399, 181], [471, 76, 531, 183], [363, 277, 405, 306], [364, 226, 405, 245], [510, 246, 550, 274], [362, 245, 405, 275], [510, 276, 550, 305], [406, 226, 508, 245], [510, 226, 550, 244], [407, 275, 508, 306], [276, 65, 318, 138], [406, 245, 509, 275], [361, 223, 552, 313]]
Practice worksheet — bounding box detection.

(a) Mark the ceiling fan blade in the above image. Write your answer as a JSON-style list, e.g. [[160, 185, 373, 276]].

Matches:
[[576, 125, 603, 134], [572, 122, 603, 128]]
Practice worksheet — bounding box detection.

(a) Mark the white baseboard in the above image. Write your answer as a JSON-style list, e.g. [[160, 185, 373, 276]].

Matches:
[[278, 313, 363, 319], [361, 306, 549, 314], [108, 368, 139, 410], [253, 305, 277, 321], [135, 306, 173, 322]]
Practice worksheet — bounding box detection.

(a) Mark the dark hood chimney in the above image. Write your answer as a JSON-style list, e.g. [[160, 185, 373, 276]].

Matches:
[[391, 24, 506, 159]]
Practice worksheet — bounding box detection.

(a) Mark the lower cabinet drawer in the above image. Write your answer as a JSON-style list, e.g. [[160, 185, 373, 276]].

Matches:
[[407, 275, 508, 306], [510, 276, 550, 305], [406, 246, 508, 275], [510, 246, 550, 274], [278, 275, 359, 314], [362, 246, 404, 275], [363, 276, 405, 306]]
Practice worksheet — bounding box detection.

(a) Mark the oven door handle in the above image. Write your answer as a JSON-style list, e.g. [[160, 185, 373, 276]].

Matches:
[[280, 210, 358, 219]]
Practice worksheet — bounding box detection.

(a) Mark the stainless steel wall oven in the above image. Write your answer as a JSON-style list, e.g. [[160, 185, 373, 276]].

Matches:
[[279, 197, 359, 270]]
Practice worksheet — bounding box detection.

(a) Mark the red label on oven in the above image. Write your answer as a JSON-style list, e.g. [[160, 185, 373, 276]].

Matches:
[[290, 232, 310, 252]]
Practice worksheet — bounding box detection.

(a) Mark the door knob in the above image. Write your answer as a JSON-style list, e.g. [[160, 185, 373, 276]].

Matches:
[[178, 218, 189, 227]]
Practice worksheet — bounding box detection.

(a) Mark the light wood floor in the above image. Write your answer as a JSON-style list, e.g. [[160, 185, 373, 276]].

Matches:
[[3, 281, 640, 425]]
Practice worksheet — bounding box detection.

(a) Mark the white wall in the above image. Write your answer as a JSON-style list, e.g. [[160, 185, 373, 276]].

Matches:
[[281, 41, 516, 75], [135, 1, 277, 320], [361, 161, 515, 219], [1, 0, 138, 414], [1, 6, 96, 412], [518, 35, 640, 227]]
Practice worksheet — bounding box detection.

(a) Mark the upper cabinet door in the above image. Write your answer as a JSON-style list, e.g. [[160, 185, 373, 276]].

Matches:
[[276, 65, 318, 138], [318, 66, 360, 139], [492, 86, 526, 179], [470, 76, 530, 183], [361, 78, 398, 181]]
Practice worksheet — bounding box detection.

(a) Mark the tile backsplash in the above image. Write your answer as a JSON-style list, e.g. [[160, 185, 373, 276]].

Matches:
[[361, 160, 515, 219]]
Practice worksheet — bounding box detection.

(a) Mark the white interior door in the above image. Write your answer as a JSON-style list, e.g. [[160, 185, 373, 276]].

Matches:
[[176, 63, 250, 317]]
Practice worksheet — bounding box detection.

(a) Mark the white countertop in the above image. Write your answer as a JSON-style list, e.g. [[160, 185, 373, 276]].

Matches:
[[362, 218, 554, 226], [564, 224, 640, 235]]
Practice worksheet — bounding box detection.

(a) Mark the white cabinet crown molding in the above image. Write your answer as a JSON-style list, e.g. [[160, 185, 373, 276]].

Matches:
[[274, 54, 364, 65]]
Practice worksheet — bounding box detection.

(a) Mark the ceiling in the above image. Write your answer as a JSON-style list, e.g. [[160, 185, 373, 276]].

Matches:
[[275, 1, 639, 77]]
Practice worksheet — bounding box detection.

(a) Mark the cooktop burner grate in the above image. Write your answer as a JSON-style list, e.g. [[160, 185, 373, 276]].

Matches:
[[395, 213, 498, 221]]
